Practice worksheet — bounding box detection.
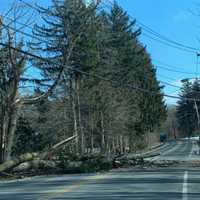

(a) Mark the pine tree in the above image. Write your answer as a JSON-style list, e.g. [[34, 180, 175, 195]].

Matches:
[[29, 0, 167, 155], [102, 2, 166, 150], [12, 117, 36, 156], [176, 80, 196, 137], [31, 0, 101, 154]]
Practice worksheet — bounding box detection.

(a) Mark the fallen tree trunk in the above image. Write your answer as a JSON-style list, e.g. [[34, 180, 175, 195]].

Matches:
[[113, 152, 160, 167], [142, 152, 160, 158], [13, 159, 57, 173], [40, 135, 77, 160], [0, 153, 38, 173], [0, 135, 77, 173], [117, 152, 160, 161]]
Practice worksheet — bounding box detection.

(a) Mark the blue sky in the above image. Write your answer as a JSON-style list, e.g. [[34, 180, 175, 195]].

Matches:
[[115, 0, 200, 105], [1, 0, 200, 104]]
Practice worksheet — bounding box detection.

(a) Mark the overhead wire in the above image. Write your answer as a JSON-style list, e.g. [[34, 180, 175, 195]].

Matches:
[[157, 73, 180, 81], [137, 21, 200, 52], [104, 0, 200, 55], [1, 20, 197, 76], [2, 6, 197, 79], [160, 81, 181, 89], [1, 41, 200, 102], [17, 0, 200, 56], [156, 65, 196, 75], [153, 59, 195, 72], [2, 0, 200, 102], [8, 0, 200, 75], [142, 33, 196, 54]]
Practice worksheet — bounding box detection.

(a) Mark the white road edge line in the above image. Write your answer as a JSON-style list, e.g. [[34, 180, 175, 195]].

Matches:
[[182, 171, 188, 200]]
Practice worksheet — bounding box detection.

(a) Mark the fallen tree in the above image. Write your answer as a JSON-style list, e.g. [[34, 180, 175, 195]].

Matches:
[[0, 153, 37, 173], [113, 152, 160, 168], [40, 135, 78, 160], [0, 135, 162, 176], [13, 159, 57, 173], [0, 135, 77, 173]]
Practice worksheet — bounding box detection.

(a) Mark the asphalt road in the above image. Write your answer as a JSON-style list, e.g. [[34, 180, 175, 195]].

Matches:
[[148, 139, 198, 161], [1, 139, 200, 200]]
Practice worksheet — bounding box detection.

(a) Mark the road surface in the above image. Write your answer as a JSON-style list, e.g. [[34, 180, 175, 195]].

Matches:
[[1, 139, 200, 200]]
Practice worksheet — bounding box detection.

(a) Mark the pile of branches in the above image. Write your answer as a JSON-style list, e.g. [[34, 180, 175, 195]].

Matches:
[[0, 137, 163, 179]]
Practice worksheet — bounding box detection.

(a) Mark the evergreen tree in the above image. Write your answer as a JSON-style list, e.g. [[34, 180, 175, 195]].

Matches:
[[176, 79, 200, 137], [12, 117, 36, 156], [28, 0, 167, 154]]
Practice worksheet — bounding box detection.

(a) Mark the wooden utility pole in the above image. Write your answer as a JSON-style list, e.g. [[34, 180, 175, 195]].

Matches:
[[194, 52, 200, 132], [196, 53, 200, 78], [194, 100, 200, 130]]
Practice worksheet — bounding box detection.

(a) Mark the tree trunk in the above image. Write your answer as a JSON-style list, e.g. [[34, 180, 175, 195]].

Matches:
[[129, 134, 135, 153], [111, 136, 116, 154], [41, 135, 77, 159], [120, 135, 123, 154], [125, 136, 129, 153], [0, 120, 5, 163], [90, 110, 94, 153], [106, 136, 111, 154], [100, 111, 105, 153], [77, 80, 85, 154], [0, 153, 37, 173], [4, 105, 20, 161], [0, 135, 77, 172], [72, 78, 79, 153], [0, 112, 6, 163], [0, 132, 3, 163]]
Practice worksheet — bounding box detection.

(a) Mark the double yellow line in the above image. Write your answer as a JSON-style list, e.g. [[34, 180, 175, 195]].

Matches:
[[38, 173, 108, 200]]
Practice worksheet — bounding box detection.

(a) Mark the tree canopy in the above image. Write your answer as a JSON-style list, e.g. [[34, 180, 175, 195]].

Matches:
[[0, 0, 167, 163]]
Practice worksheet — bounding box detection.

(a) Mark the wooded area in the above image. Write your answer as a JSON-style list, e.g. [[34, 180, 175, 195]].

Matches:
[[0, 0, 167, 174], [176, 79, 200, 137]]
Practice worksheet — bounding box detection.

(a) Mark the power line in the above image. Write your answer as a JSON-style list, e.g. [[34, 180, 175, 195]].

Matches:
[[157, 73, 180, 81], [156, 65, 196, 75], [19, 0, 197, 55], [3, 0, 200, 101], [142, 33, 196, 54], [3, 14, 36, 32], [1, 0, 106, 45], [160, 81, 181, 89], [4, 1, 198, 75], [0, 5, 184, 97], [2, 12, 198, 78], [160, 80, 200, 95], [1, 41, 200, 102], [3, 6, 197, 78], [153, 59, 194, 72], [2, 20, 196, 76], [162, 80, 200, 96], [137, 20, 200, 52], [0, 22, 46, 43], [104, 0, 199, 55]]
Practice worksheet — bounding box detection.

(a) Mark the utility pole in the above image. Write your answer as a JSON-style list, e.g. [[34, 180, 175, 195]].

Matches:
[[196, 52, 200, 78], [194, 100, 200, 128], [194, 53, 200, 133]]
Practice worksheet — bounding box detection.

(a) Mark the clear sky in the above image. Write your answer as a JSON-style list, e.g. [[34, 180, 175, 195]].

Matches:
[[1, 0, 200, 105], [118, 0, 200, 105]]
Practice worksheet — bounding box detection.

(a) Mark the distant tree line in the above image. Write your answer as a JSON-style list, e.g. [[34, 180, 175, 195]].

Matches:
[[176, 79, 200, 137], [0, 0, 166, 163]]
